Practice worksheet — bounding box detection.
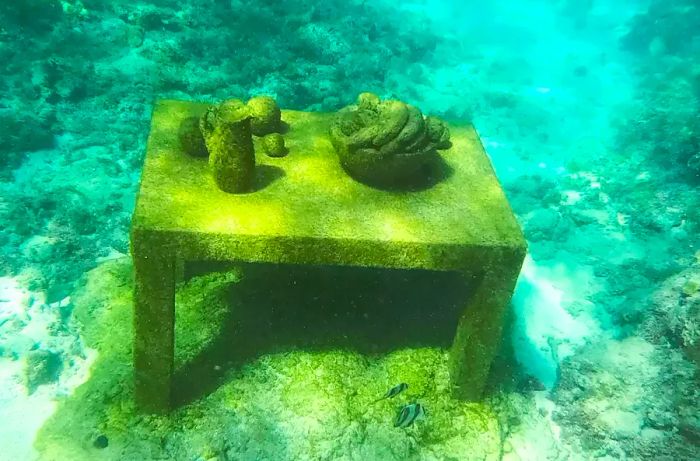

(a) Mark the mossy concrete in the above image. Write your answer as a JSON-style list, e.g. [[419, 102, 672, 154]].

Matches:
[[131, 100, 526, 412]]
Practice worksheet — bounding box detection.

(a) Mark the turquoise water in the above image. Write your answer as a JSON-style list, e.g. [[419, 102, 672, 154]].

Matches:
[[0, 1, 698, 460]]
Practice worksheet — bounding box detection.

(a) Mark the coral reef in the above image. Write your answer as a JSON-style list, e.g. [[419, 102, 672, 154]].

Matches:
[[617, 0, 700, 181], [0, 0, 63, 34], [329, 93, 451, 187], [644, 265, 700, 365], [0, 111, 55, 177], [615, 73, 700, 180], [554, 337, 699, 459], [24, 349, 62, 394], [621, 1, 700, 57]]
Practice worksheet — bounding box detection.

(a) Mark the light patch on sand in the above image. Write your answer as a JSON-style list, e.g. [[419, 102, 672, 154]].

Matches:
[[0, 360, 53, 461], [503, 392, 576, 461], [570, 171, 601, 189], [0, 276, 97, 459], [616, 212, 629, 226], [560, 190, 582, 206], [0, 346, 96, 460], [511, 255, 605, 389]]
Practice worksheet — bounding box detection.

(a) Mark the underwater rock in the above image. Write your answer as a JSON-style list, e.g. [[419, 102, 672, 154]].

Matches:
[[178, 116, 208, 157], [93, 434, 109, 449], [25, 349, 62, 394], [554, 337, 698, 459], [0, 111, 55, 172], [20, 235, 56, 264], [524, 208, 571, 242], [508, 174, 562, 210], [261, 133, 288, 158], [200, 99, 256, 193], [0, 0, 62, 34], [246, 96, 282, 136], [329, 93, 451, 188], [644, 265, 700, 364], [126, 25, 145, 48], [621, 0, 700, 57], [614, 67, 700, 183]]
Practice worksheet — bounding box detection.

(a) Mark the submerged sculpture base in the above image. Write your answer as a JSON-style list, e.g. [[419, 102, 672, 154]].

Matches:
[[36, 260, 504, 461], [131, 100, 526, 412]]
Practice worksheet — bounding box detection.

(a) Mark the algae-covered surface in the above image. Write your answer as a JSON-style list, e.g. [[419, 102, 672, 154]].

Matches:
[[35, 259, 503, 460], [129, 101, 525, 411], [133, 101, 523, 250], [4, 1, 700, 459]]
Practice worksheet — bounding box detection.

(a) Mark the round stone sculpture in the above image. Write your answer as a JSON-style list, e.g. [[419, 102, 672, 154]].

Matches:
[[329, 93, 451, 187], [261, 133, 288, 158], [246, 96, 282, 136]]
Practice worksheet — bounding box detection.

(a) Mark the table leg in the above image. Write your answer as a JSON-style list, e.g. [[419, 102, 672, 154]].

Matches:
[[133, 249, 176, 412], [449, 257, 522, 400]]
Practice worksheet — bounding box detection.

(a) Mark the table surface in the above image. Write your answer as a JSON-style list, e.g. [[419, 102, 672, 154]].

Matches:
[[132, 100, 524, 250]]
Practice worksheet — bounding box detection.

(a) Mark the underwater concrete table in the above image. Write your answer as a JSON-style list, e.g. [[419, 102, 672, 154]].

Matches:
[[130, 100, 527, 412]]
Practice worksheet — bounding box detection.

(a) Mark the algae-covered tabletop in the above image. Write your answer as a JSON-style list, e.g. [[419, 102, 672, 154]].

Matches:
[[130, 100, 526, 412]]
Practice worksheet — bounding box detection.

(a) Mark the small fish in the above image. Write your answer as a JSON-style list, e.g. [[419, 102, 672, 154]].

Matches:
[[373, 383, 408, 403], [394, 403, 426, 428]]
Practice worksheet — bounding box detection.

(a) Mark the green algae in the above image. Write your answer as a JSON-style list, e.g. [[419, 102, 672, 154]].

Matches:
[[130, 100, 525, 410], [201, 99, 256, 193], [35, 259, 504, 460], [133, 100, 524, 251], [262, 132, 288, 158]]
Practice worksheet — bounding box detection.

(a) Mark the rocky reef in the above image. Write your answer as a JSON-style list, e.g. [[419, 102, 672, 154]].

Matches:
[[617, 0, 700, 181], [1, 1, 699, 460], [644, 264, 700, 365], [554, 337, 699, 459]]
